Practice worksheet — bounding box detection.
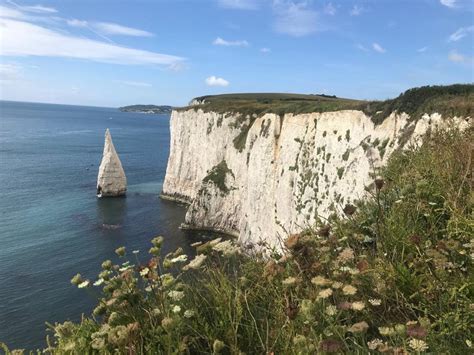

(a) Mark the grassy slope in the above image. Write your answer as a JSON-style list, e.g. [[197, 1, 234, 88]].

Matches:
[[7, 125, 472, 354], [179, 84, 474, 124]]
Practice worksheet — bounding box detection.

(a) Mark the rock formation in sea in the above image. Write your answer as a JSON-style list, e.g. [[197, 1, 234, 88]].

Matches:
[[162, 88, 472, 249], [97, 129, 127, 197]]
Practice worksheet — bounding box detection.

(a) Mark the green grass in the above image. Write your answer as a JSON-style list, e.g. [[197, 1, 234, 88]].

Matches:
[[202, 160, 234, 194], [3, 126, 473, 354], [179, 85, 474, 125]]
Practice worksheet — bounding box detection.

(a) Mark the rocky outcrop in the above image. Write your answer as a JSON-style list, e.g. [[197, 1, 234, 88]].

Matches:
[[162, 109, 469, 248], [97, 129, 127, 197]]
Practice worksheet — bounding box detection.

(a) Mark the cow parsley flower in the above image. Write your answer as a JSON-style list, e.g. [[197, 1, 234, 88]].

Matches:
[[325, 305, 337, 316], [318, 288, 333, 299], [367, 338, 384, 350], [183, 254, 207, 270], [172, 305, 181, 314], [168, 290, 185, 302], [93, 278, 104, 286], [408, 338, 428, 352], [351, 301, 365, 311], [170, 255, 188, 263], [348, 321, 369, 333], [311, 276, 331, 286], [184, 310, 195, 318], [369, 298, 382, 306], [139, 267, 150, 277], [282, 277, 299, 286], [342, 285, 357, 295]]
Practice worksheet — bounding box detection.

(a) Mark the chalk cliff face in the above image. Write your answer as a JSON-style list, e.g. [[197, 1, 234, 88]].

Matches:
[[97, 129, 127, 197], [162, 109, 466, 248]]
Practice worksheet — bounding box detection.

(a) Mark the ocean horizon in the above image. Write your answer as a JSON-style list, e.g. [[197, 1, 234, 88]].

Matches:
[[0, 100, 205, 350]]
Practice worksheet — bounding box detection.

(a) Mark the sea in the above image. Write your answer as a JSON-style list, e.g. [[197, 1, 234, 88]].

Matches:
[[0, 101, 206, 350]]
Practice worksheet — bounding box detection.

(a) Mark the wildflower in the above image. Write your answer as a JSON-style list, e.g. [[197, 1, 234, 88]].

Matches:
[[342, 285, 357, 295], [190, 241, 202, 247], [108, 312, 120, 326], [343, 204, 356, 216], [338, 247, 355, 263], [184, 310, 195, 318], [466, 340, 472, 348], [93, 304, 106, 316], [161, 273, 175, 287], [144, 286, 152, 292], [293, 334, 307, 346], [78, 280, 90, 288], [213, 339, 225, 353], [369, 298, 382, 306], [301, 299, 314, 319], [151, 236, 164, 247], [337, 301, 352, 310], [108, 325, 129, 346], [212, 240, 239, 255], [70, 273, 83, 286], [367, 338, 384, 350], [331, 281, 343, 289], [168, 290, 185, 302], [118, 265, 132, 272], [356, 259, 369, 272], [132, 250, 139, 254], [282, 276, 299, 286], [408, 339, 429, 352], [115, 247, 126, 257], [395, 324, 406, 335], [378, 326, 396, 336], [170, 254, 188, 263], [351, 301, 365, 311], [407, 324, 427, 339], [152, 308, 161, 316], [149, 247, 160, 256], [93, 278, 104, 286], [161, 317, 174, 331], [101, 260, 113, 270], [311, 276, 331, 286], [285, 234, 300, 250], [319, 339, 343, 353], [163, 258, 172, 269], [317, 288, 333, 299], [325, 305, 337, 316], [348, 321, 369, 333], [91, 333, 106, 349], [139, 267, 149, 277], [172, 305, 181, 314]]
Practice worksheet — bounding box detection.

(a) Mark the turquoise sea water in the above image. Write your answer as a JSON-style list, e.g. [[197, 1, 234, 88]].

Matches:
[[0, 101, 202, 350]]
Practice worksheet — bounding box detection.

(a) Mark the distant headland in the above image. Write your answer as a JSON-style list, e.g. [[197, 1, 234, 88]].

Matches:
[[119, 104, 174, 114]]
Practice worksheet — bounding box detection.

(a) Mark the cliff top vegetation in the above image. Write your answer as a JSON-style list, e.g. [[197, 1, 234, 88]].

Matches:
[[180, 84, 474, 124]]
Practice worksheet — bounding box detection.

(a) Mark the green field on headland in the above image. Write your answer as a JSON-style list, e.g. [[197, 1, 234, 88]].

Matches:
[[181, 84, 474, 124]]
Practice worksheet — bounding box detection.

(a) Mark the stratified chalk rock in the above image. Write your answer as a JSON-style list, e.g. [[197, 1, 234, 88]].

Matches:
[[97, 129, 127, 197]]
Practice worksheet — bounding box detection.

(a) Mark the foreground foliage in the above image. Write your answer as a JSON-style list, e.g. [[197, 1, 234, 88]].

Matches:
[[3, 126, 473, 354]]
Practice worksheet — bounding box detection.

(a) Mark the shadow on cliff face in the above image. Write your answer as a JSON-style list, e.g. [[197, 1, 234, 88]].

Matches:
[[96, 197, 127, 230]]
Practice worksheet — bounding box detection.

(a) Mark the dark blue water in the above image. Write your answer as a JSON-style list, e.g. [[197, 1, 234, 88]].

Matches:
[[0, 101, 201, 350]]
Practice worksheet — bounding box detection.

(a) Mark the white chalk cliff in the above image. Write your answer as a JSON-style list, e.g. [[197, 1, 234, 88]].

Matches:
[[97, 129, 127, 197], [162, 109, 469, 248]]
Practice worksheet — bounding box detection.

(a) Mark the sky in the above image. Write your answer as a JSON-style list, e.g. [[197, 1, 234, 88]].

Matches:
[[0, 0, 473, 107]]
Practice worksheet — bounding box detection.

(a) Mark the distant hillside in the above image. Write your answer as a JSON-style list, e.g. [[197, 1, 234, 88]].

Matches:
[[119, 105, 174, 114]]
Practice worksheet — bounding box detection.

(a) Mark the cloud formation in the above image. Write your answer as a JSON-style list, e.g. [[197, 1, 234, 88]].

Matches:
[[6, 1, 57, 13], [324, 2, 336, 15], [273, 1, 318, 37], [205, 76, 229, 87], [260, 47, 271, 53], [448, 26, 474, 42], [0, 18, 185, 67], [350, 5, 364, 16], [213, 37, 249, 46], [94, 22, 154, 37], [372, 42, 386, 53], [217, 0, 258, 10], [440, 0, 456, 8], [448, 50, 472, 64]]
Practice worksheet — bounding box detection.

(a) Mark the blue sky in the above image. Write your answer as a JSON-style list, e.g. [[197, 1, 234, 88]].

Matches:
[[0, 0, 473, 107]]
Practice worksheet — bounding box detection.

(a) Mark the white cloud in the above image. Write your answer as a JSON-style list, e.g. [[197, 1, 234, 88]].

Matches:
[[115, 80, 152, 87], [355, 43, 368, 52], [324, 2, 336, 15], [440, 0, 456, 8], [448, 50, 472, 64], [448, 26, 474, 42], [350, 5, 364, 16], [417, 46, 428, 53], [67, 18, 88, 27], [0, 5, 25, 19], [260, 47, 271, 53], [213, 37, 249, 46], [6, 1, 57, 13], [273, 1, 318, 37], [94, 22, 153, 37], [217, 0, 258, 10], [372, 42, 386, 53], [205, 76, 229, 87], [0, 18, 185, 67], [0, 63, 22, 81]]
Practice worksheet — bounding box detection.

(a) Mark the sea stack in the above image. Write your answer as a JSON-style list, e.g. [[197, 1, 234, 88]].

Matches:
[[97, 129, 127, 197]]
